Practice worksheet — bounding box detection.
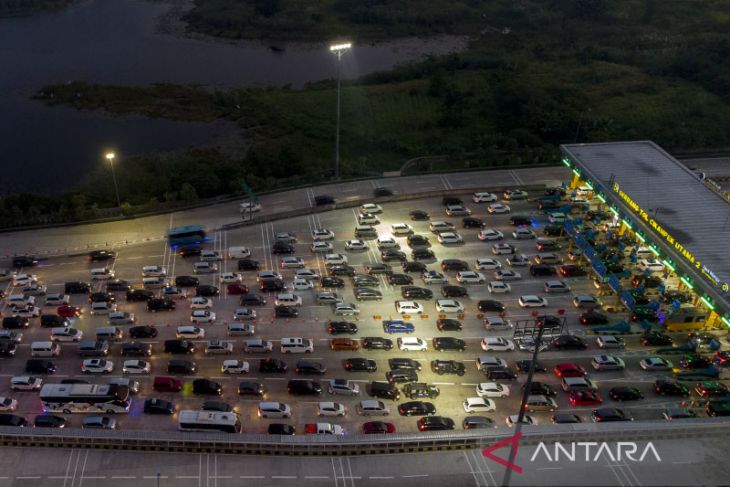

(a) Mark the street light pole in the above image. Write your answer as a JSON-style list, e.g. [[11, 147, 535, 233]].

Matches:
[[329, 42, 351, 181], [105, 152, 121, 209]]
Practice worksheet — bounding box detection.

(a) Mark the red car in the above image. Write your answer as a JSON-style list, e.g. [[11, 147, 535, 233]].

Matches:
[[362, 421, 396, 434], [554, 363, 587, 378], [568, 391, 602, 407], [559, 265, 586, 277], [227, 284, 249, 295], [57, 305, 82, 318]]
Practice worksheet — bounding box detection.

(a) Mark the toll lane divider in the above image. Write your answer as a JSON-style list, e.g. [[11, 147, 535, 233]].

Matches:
[[0, 419, 728, 456]]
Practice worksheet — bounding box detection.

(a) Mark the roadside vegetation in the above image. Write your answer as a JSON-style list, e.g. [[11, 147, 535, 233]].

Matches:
[[0, 0, 74, 16], [4, 0, 730, 228]]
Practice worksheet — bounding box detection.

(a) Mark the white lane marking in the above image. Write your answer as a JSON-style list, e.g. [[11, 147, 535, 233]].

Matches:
[[402, 474, 429, 478]]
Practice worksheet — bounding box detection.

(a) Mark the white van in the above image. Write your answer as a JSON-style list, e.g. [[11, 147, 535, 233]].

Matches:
[[108, 311, 135, 325], [90, 268, 115, 280], [258, 401, 291, 419], [142, 265, 166, 277], [90, 301, 116, 315], [95, 326, 123, 342], [51, 327, 83, 342], [227, 322, 255, 336], [200, 251, 222, 262], [228, 246, 251, 260], [7, 294, 34, 309], [31, 341, 61, 357], [143, 276, 167, 289], [193, 262, 217, 274], [280, 337, 314, 354]]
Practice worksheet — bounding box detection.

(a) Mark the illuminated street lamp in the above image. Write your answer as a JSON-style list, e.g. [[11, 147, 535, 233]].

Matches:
[[329, 42, 351, 180], [105, 152, 122, 209]]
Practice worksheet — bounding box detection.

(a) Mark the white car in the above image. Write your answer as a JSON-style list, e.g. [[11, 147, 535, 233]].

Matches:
[[122, 360, 151, 374], [591, 355, 626, 371], [190, 310, 216, 324], [494, 269, 521, 281], [512, 228, 535, 239], [463, 397, 496, 413], [23, 284, 47, 295], [438, 232, 464, 245], [548, 212, 567, 223], [506, 254, 530, 266], [0, 397, 18, 412], [219, 272, 242, 284], [10, 376, 43, 391], [221, 360, 250, 374], [233, 308, 257, 322], [12, 274, 37, 286], [395, 300, 424, 314], [429, 221, 455, 233], [193, 262, 217, 274], [639, 357, 673, 371], [45, 293, 70, 306], [50, 327, 83, 342], [435, 299, 464, 313], [190, 297, 213, 309], [257, 271, 282, 281], [397, 337, 428, 352], [141, 265, 166, 277], [333, 303, 360, 316], [324, 253, 348, 265], [312, 228, 335, 240], [492, 242, 515, 255], [345, 240, 368, 251], [487, 281, 511, 293], [240, 201, 262, 212], [445, 204, 471, 216], [376, 236, 400, 250], [206, 339, 235, 355], [487, 203, 510, 214], [422, 271, 448, 284], [573, 294, 598, 308], [472, 192, 498, 203], [476, 258, 501, 270], [484, 316, 512, 329], [275, 293, 303, 306], [292, 278, 314, 290], [90, 268, 115, 280], [162, 287, 187, 299], [544, 280, 570, 293], [503, 189, 528, 200], [280, 257, 305, 269], [176, 326, 205, 339], [311, 241, 333, 253], [518, 295, 548, 307], [596, 335, 625, 349], [12, 306, 41, 318], [317, 401, 346, 417], [328, 379, 360, 396], [480, 337, 515, 352], [506, 415, 535, 427], [476, 382, 510, 398], [391, 223, 414, 236], [358, 212, 380, 225], [456, 271, 486, 284], [639, 258, 665, 273], [81, 359, 114, 374], [295, 269, 320, 280], [478, 229, 504, 241], [359, 203, 383, 214]]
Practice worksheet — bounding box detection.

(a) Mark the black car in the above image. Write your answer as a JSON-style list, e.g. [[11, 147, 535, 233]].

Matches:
[[64, 281, 90, 294], [514, 359, 547, 373], [417, 416, 454, 431], [275, 306, 299, 318], [409, 210, 430, 221], [175, 275, 200, 287], [478, 300, 505, 312], [523, 382, 556, 397], [329, 264, 356, 276], [295, 360, 327, 375], [260, 278, 284, 292], [631, 308, 658, 322], [609, 387, 644, 401], [509, 216, 531, 226], [641, 331, 673, 346], [579, 311, 609, 325], [352, 274, 379, 286], [268, 423, 296, 435], [402, 383, 440, 399], [178, 245, 202, 258], [401, 286, 433, 300], [436, 319, 462, 331], [164, 339, 195, 354], [442, 196, 463, 206], [129, 326, 158, 339], [463, 416, 495, 429], [387, 272, 413, 286], [441, 285, 468, 298], [592, 408, 633, 422], [433, 337, 466, 352], [26, 359, 56, 374], [192, 379, 222, 396], [196, 285, 220, 297], [431, 360, 466, 376], [381, 249, 407, 262], [411, 248, 436, 260], [543, 225, 563, 236], [327, 321, 358, 334], [320, 276, 345, 288], [0, 343, 17, 357], [551, 414, 583, 424], [89, 292, 115, 304], [287, 379, 323, 395], [238, 381, 265, 397], [314, 195, 335, 205], [202, 401, 234, 412], [259, 358, 288, 373], [344, 358, 377, 372], [2, 317, 29, 329], [362, 337, 393, 351], [552, 335, 587, 350], [388, 358, 422, 371], [366, 263, 392, 274], [484, 367, 517, 381], [407, 235, 430, 247], [87, 250, 115, 262], [105, 279, 130, 292], [272, 242, 295, 254], [402, 261, 427, 273], [12, 255, 38, 267], [144, 398, 175, 415], [167, 359, 196, 374], [530, 264, 556, 276], [462, 217, 485, 228], [34, 415, 67, 428], [60, 379, 90, 384], [126, 289, 154, 302], [240, 294, 267, 306], [354, 287, 383, 301], [398, 401, 437, 416], [147, 298, 176, 312], [374, 187, 393, 197], [237, 259, 260, 271], [41, 315, 68, 328], [386, 369, 418, 384], [121, 342, 152, 357], [678, 354, 711, 369], [440, 259, 468, 271]]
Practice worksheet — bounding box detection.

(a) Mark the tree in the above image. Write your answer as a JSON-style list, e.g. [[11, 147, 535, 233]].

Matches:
[[180, 183, 199, 202]]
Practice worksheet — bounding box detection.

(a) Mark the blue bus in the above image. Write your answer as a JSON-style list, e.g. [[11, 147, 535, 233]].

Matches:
[[167, 225, 207, 248]]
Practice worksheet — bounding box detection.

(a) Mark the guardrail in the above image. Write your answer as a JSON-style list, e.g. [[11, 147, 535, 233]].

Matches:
[[1, 419, 728, 455]]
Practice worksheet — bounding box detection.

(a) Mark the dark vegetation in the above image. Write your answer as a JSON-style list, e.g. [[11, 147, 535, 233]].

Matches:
[[0, 0, 74, 16]]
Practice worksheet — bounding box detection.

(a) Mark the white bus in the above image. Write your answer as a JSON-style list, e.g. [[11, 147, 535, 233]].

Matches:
[[39, 383, 131, 414], [178, 410, 241, 434]]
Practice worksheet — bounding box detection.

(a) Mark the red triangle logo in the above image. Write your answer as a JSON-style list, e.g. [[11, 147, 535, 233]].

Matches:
[[481, 432, 523, 473]]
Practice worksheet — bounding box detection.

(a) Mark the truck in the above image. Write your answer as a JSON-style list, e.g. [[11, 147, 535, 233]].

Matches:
[[304, 423, 345, 435]]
